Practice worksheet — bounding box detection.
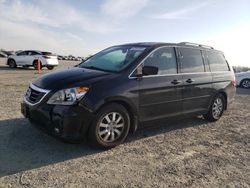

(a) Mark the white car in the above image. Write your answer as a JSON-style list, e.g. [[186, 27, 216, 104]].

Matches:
[[235, 71, 250, 88], [7, 50, 59, 70]]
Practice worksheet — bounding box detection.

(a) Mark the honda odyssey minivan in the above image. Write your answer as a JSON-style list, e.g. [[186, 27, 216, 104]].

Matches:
[[21, 42, 236, 148]]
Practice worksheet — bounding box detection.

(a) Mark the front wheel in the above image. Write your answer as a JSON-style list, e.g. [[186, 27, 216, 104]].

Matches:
[[203, 94, 225, 122], [88, 103, 130, 149], [241, 79, 250, 88], [8, 59, 16, 68]]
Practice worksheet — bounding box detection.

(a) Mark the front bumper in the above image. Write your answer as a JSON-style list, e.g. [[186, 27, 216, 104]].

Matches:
[[21, 101, 94, 142]]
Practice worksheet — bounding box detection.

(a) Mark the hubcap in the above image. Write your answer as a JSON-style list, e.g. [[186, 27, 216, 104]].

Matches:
[[98, 112, 124, 143], [212, 98, 223, 119], [242, 80, 250, 88], [10, 61, 14, 67]]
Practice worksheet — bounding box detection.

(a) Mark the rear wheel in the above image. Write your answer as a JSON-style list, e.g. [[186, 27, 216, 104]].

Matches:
[[203, 94, 225, 122], [8, 59, 16, 68], [241, 79, 250, 88], [88, 103, 130, 149], [47, 66, 54, 70]]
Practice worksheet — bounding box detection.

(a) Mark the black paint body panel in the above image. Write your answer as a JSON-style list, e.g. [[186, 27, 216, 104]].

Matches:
[[21, 42, 236, 141]]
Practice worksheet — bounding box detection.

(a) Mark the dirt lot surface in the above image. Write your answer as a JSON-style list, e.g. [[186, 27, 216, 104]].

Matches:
[[0, 58, 249, 187]]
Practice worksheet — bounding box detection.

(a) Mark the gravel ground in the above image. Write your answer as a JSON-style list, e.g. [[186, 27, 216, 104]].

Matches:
[[0, 58, 249, 188]]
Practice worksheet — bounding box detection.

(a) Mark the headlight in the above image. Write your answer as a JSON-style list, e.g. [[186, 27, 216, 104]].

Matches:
[[47, 87, 89, 105]]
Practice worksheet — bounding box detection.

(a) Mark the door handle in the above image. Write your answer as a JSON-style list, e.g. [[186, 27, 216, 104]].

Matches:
[[171, 79, 181, 85], [186, 78, 195, 83]]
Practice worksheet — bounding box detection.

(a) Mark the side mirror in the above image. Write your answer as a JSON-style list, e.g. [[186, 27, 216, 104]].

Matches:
[[142, 66, 158, 76]]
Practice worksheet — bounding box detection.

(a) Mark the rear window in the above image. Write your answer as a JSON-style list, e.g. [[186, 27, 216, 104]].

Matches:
[[207, 51, 229, 72], [179, 48, 205, 73], [29, 51, 40, 55], [41, 52, 55, 56]]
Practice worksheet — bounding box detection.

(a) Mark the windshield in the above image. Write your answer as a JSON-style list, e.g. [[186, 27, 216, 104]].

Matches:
[[78, 46, 146, 72]]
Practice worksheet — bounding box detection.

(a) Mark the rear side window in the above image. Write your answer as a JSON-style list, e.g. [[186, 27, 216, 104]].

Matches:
[[17, 51, 27, 56], [207, 51, 229, 72], [179, 48, 205, 73], [30, 51, 40, 55], [27, 51, 38, 56], [143, 47, 177, 75]]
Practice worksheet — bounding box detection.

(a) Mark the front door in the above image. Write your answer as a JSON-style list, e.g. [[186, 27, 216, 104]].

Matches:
[[137, 47, 183, 122], [15, 51, 28, 65]]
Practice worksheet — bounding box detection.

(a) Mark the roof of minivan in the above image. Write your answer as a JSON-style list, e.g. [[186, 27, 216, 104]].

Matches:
[[121, 42, 222, 52]]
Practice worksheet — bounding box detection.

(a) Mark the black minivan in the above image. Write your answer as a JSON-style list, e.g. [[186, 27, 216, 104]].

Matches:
[[21, 42, 236, 148]]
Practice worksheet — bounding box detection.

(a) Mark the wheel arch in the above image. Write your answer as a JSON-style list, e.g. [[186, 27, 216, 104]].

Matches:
[[208, 90, 228, 112], [96, 97, 139, 133], [7, 58, 15, 65], [33, 59, 42, 66], [219, 91, 228, 110]]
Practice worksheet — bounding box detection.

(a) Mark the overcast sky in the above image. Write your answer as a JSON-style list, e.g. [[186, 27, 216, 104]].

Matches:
[[0, 0, 249, 66]]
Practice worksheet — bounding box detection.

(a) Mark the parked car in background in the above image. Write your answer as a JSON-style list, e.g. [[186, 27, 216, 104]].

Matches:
[[68, 55, 78, 61], [235, 71, 250, 88], [62, 56, 67, 60], [1, 50, 15, 56], [7, 50, 59, 70], [21, 42, 236, 148], [76, 57, 83, 61], [57, 55, 63, 60], [0, 51, 7, 58]]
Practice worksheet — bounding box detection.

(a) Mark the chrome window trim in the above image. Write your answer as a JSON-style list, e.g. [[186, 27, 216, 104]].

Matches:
[[128, 45, 230, 79], [23, 83, 50, 106], [128, 46, 177, 79]]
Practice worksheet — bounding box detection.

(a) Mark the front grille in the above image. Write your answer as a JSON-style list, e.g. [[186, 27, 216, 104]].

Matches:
[[25, 86, 47, 104]]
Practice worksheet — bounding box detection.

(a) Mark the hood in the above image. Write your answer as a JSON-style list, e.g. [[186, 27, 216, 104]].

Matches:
[[33, 67, 111, 90]]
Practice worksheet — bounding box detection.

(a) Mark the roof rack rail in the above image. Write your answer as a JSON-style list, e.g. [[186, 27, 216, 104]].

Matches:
[[179, 42, 214, 49]]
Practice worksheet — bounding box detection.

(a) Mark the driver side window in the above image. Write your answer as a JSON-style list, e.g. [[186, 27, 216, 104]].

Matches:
[[143, 47, 177, 75]]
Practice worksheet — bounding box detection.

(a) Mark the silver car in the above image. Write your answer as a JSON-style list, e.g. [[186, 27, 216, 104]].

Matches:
[[235, 71, 250, 88]]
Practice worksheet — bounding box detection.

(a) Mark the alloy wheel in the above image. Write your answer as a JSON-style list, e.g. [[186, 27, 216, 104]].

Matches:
[[9, 60, 16, 68], [212, 98, 223, 119], [98, 112, 124, 143], [242, 80, 250, 88]]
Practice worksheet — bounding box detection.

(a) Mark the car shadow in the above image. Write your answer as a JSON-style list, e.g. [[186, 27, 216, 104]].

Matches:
[[0, 118, 101, 177], [0, 116, 208, 177], [0, 66, 34, 71], [127, 116, 207, 143], [236, 88, 250, 95]]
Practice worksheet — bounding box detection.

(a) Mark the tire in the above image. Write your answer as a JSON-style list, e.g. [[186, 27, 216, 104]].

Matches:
[[8, 59, 16, 68], [240, 79, 250, 89], [88, 103, 130, 149], [47, 66, 54, 70], [203, 94, 225, 122]]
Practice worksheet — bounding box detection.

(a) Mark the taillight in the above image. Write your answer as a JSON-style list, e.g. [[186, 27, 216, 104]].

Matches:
[[43, 55, 51, 59], [232, 80, 236, 86]]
